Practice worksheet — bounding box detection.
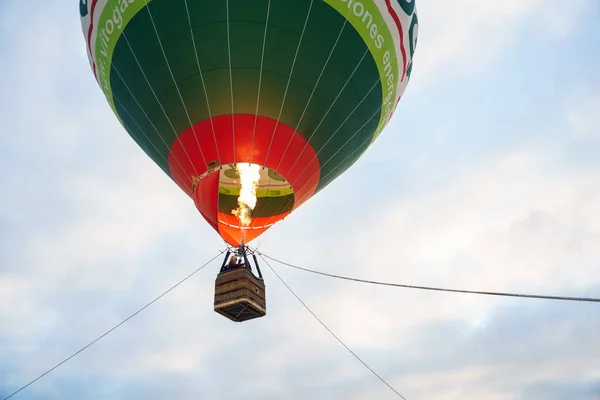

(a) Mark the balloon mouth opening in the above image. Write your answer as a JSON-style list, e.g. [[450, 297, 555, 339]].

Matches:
[[215, 163, 295, 245], [218, 163, 294, 225], [193, 162, 295, 236]]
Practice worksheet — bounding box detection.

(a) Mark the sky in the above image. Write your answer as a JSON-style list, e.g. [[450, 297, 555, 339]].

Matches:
[[1, 0, 600, 399]]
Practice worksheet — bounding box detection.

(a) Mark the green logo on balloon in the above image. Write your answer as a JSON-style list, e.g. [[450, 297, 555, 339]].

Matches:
[[79, 0, 89, 17], [396, 0, 415, 15]]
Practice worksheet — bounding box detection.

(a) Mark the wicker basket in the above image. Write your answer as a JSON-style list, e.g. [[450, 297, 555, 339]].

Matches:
[[214, 266, 266, 322]]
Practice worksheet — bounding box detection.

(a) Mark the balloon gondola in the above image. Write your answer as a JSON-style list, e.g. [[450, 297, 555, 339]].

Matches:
[[215, 246, 266, 322], [80, 0, 418, 321]]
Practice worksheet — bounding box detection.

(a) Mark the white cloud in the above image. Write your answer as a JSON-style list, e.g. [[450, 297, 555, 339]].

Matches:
[[567, 97, 600, 140], [411, 0, 540, 84], [258, 142, 600, 378], [410, 0, 594, 88]]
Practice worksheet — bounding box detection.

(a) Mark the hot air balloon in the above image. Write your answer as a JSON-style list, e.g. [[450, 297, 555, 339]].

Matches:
[[81, 0, 418, 321]]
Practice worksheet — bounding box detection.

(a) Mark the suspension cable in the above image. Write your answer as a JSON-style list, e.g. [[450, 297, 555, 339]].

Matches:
[[259, 254, 407, 399], [3, 251, 224, 400], [259, 253, 600, 303]]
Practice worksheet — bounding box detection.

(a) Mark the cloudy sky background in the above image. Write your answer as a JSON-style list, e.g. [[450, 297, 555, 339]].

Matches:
[[1, 0, 599, 399]]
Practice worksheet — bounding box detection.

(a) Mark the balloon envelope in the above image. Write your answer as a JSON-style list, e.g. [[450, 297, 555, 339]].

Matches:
[[81, 0, 418, 246]]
